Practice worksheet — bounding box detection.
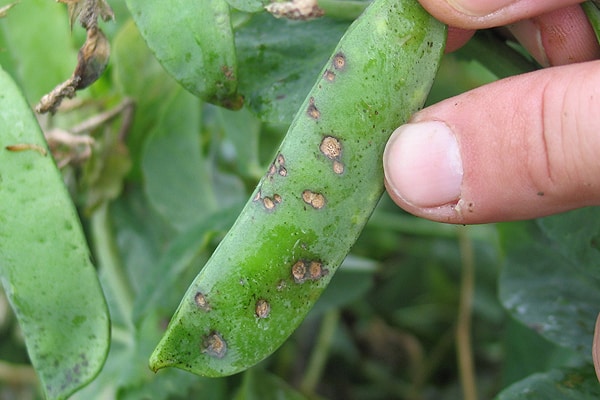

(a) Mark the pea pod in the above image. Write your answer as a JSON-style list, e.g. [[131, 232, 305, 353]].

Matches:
[[150, 0, 446, 377], [0, 66, 109, 399]]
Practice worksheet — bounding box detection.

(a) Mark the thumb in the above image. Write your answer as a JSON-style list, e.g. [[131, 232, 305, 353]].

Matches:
[[383, 60, 600, 224]]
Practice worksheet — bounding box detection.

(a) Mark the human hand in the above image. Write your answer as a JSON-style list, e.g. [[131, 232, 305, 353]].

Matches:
[[383, 0, 600, 224]]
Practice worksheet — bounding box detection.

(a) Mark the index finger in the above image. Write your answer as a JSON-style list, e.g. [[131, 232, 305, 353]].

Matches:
[[419, 0, 584, 29]]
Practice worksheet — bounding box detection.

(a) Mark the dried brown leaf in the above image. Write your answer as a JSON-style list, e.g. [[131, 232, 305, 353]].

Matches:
[[265, 0, 324, 20], [37, 0, 113, 113], [0, 1, 19, 18]]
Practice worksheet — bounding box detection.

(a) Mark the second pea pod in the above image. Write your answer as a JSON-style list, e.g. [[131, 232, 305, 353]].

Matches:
[[150, 0, 447, 377]]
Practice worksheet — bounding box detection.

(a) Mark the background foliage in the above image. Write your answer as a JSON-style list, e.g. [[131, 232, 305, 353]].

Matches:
[[0, 0, 599, 399]]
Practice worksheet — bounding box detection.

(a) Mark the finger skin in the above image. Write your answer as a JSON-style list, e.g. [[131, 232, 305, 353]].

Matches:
[[418, 0, 583, 29], [424, 0, 600, 66], [508, 4, 600, 66], [385, 61, 600, 224], [446, 27, 475, 52]]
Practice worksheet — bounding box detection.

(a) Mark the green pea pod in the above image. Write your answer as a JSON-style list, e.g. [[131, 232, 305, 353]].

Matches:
[[150, 0, 446, 377], [126, 0, 243, 109], [0, 66, 109, 399]]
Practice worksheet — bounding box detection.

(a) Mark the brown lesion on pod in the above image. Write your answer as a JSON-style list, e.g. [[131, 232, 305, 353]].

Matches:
[[291, 259, 329, 283], [332, 160, 345, 174], [307, 97, 320, 120], [262, 196, 278, 210], [308, 261, 328, 280], [254, 190, 282, 211], [276, 153, 286, 165], [267, 163, 278, 177], [323, 69, 336, 82], [320, 136, 341, 159], [292, 260, 307, 283], [267, 153, 288, 179], [332, 52, 346, 71], [320, 135, 345, 174], [302, 190, 326, 209], [255, 299, 270, 319], [194, 292, 211, 312], [201, 331, 227, 359], [265, 194, 283, 210]]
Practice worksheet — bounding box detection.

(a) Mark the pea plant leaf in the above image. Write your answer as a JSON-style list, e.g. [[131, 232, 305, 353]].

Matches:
[[235, 12, 350, 123], [125, 0, 243, 109], [0, 0, 76, 103], [225, 0, 267, 12], [496, 366, 600, 399], [498, 209, 600, 360], [0, 66, 109, 400], [234, 368, 308, 400], [141, 87, 217, 232]]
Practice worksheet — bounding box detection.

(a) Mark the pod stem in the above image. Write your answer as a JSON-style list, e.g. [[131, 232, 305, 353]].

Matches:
[[456, 226, 477, 400], [90, 202, 135, 333], [300, 309, 340, 394], [0, 361, 38, 386]]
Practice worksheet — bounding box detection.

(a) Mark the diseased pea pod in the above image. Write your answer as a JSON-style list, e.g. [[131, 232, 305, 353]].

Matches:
[[0, 66, 109, 399], [150, 0, 446, 377]]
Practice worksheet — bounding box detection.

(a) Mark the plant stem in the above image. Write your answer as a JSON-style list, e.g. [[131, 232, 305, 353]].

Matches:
[[0, 361, 38, 386], [300, 310, 340, 394], [456, 226, 477, 400], [90, 202, 135, 333]]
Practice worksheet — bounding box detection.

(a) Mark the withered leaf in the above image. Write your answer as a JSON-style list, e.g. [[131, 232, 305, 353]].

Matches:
[[0, 1, 19, 18], [37, 0, 113, 113], [58, 0, 114, 30]]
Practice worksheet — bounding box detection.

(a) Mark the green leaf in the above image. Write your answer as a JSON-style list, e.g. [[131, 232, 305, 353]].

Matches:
[[125, 0, 243, 108], [111, 18, 180, 178], [537, 208, 600, 280], [212, 105, 263, 179], [310, 255, 376, 315], [132, 203, 242, 322], [226, 0, 267, 12], [0, 66, 109, 399], [0, 0, 77, 103], [141, 87, 217, 231], [234, 368, 308, 400], [498, 211, 600, 359], [501, 318, 583, 387], [496, 367, 600, 399], [235, 13, 350, 123]]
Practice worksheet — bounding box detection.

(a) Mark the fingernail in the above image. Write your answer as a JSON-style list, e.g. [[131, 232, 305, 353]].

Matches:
[[447, 0, 516, 17], [508, 19, 550, 67], [384, 121, 463, 208]]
